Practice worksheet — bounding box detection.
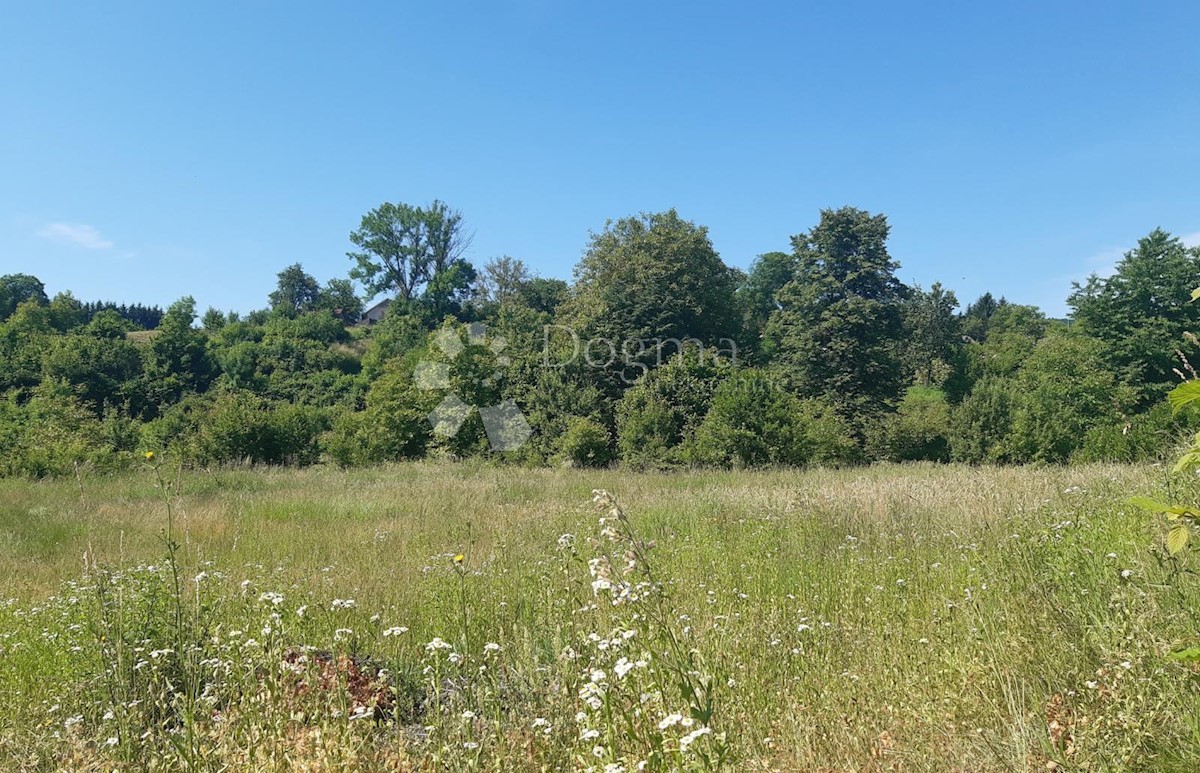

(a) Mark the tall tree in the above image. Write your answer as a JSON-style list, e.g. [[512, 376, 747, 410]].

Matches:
[[0, 274, 48, 320], [316, 278, 364, 323], [766, 207, 908, 426], [562, 209, 740, 377], [901, 282, 960, 386], [144, 296, 214, 412], [268, 263, 321, 314], [474, 256, 531, 306], [1068, 228, 1200, 399], [348, 200, 472, 302], [736, 251, 796, 353], [960, 292, 1000, 342]]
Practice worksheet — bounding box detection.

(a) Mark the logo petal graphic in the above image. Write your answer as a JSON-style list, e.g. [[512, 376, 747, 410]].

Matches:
[[433, 327, 464, 359], [414, 322, 531, 451], [428, 394, 474, 438], [413, 361, 451, 390], [478, 401, 532, 452]]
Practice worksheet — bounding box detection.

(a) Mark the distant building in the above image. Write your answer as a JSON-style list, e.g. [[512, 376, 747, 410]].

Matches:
[[360, 298, 392, 325]]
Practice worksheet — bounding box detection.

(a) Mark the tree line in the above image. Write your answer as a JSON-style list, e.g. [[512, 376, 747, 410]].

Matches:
[[1, 201, 1197, 477]]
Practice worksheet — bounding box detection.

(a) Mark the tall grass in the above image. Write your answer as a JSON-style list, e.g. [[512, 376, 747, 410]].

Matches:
[[0, 461, 1197, 770]]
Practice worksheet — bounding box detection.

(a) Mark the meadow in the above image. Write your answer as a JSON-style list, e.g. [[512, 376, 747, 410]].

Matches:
[[1, 461, 1198, 771]]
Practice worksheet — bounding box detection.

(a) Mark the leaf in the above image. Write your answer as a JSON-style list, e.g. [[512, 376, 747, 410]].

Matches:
[[1191, 287, 1200, 303], [1167, 525, 1190, 555], [1168, 381, 1200, 414], [1173, 451, 1200, 475], [1127, 496, 1200, 519], [1128, 495, 1176, 513], [1168, 646, 1200, 662]]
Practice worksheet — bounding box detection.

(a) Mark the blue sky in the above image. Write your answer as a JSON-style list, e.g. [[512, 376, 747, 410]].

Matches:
[[2, 1, 1198, 318]]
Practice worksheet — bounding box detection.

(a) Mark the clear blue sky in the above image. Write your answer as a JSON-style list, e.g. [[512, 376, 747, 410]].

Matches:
[[3, 1, 1198, 318]]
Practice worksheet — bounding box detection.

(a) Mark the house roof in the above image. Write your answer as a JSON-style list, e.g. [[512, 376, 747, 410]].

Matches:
[[363, 298, 392, 316]]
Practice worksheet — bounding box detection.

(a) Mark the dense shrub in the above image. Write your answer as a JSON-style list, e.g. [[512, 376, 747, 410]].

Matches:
[[615, 352, 730, 468], [0, 381, 130, 477], [1073, 401, 1195, 463], [326, 368, 434, 466], [196, 392, 327, 465], [1006, 334, 1132, 463], [690, 369, 857, 467], [557, 416, 614, 468], [948, 375, 1017, 463], [141, 391, 327, 466], [869, 386, 952, 462]]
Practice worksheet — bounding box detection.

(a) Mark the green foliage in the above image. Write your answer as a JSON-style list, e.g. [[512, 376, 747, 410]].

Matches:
[[195, 392, 327, 465], [143, 391, 328, 466], [326, 360, 436, 466], [1007, 334, 1132, 463], [1074, 402, 1191, 463], [515, 277, 569, 316], [359, 308, 430, 379], [1069, 228, 1200, 400], [869, 386, 953, 462], [47, 292, 87, 332], [0, 380, 127, 477], [0, 273, 48, 320], [4, 211, 1200, 477], [317, 278, 364, 323], [87, 309, 134, 339], [690, 369, 857, 467], [42, 332, 143, 415], [562, 209, 740, 386], [473, 256, 531, 308], [900, 283, 961, 386], [948, 375, 1017, 463], [736, 251, 794, 355], [348, 200, 473, 305], [556, 416, 613, 467], [615, 350, 731, 468], [268, 263, 322, 315], [146, 297, 215, 409], [765, 207, 907, 429]]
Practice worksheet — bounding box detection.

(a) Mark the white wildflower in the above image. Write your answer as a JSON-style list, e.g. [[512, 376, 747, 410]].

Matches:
[[658, 713, 683, 730], [678, 726, 712, 751]]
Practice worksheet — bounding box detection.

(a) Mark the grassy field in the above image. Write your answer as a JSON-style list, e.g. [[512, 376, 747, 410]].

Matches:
[[1, 461, 1198, 771]]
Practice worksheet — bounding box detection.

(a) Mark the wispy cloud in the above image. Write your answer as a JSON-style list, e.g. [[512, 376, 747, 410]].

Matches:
[[37, 222, 114, 250]]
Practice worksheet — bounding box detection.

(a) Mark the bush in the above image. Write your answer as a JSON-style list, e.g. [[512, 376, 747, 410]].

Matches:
[[1007, 334, 1133, 463], [197, 392, 327, 466], [689, 369, 857, 467], [0, 380, 129, 477], [615, 352, 730, 468], [948, 375, 1017, 464], [869, 386, 952, 462], [1073, 401, 1197, 463], [557, 417, 614, 468], [141, 391, 327, 466], [325, 368, 435, 466]]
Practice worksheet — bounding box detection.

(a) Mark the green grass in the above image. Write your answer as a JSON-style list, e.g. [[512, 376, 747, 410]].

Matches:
[[1, 461, 1198, 770]]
